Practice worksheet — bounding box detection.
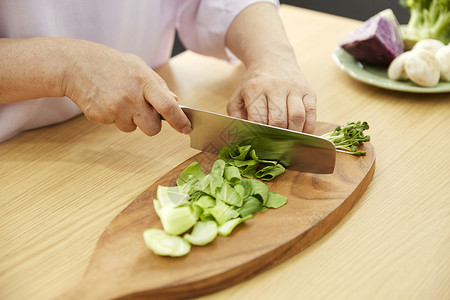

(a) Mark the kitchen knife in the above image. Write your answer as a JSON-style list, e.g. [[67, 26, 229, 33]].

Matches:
[[166, 105, 336, 174]]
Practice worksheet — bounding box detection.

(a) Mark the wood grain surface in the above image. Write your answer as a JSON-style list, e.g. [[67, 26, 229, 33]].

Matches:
[[64, 122, 375, 300]]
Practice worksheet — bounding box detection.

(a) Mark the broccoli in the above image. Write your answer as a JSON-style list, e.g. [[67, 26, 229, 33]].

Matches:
[[321, 121, 371, 156], [400, 0, 450, 48]]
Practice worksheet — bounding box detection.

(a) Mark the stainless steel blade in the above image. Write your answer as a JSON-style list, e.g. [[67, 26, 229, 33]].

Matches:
[[181, 106, 336, 174]]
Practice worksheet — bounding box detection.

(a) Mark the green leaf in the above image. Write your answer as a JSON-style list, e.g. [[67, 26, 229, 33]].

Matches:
[[157, 185, 190, 208], [239, 195, 264, 217], [255, 163, 286, 181], [217, 215, 253, 236], [211, 159, 226, 177], [239, 178, 269, 205], [194, 194, 215, 209], [265, 192, 288, 209], [176, 161, 206, 186], [216, 182, 244, 207], [224, 165, 242, 185], [233, 159, 259, 178], [210, 199, 240, 226]]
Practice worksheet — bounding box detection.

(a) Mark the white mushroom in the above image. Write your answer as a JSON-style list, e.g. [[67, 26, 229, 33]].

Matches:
[[435, 46, 450, 81], [404, 49, 440, 87], [412, 39, 445, 55], [388, 51, 412, 80]]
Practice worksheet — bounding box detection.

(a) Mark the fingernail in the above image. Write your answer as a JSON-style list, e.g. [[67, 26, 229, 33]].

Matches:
[[182, 125, 192, 134]]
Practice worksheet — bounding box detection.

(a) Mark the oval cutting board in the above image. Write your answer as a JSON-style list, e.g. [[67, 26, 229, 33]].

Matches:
[[65, 122, 375, 300]]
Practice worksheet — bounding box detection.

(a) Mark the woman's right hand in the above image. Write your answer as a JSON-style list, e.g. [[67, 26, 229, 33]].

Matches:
[[62, 38, 191, 135]]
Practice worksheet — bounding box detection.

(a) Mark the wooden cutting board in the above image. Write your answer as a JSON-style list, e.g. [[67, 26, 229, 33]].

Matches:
[[64, 122, 375, 300]]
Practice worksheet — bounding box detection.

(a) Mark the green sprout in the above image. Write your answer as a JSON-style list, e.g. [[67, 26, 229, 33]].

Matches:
[[321, 121, 371, 155]]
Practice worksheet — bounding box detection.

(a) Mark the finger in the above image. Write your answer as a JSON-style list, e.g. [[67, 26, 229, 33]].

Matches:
[[286, 90, 306, 131], [114, 117, 137, 133], [227, 90, 248, 119], [132, 103, 163, 136], [302, 91, 317, 134], [244, 91, 268, 124], [143, 84, 191, 134], [267, 90, 288, 129]]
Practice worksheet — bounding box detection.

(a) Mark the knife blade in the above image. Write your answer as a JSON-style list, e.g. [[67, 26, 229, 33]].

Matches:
[[177, 105, 336, 174]]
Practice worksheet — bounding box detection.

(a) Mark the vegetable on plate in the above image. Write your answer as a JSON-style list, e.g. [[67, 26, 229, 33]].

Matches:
[[339, 9, 404, 66], [400, 0, 450, 49]]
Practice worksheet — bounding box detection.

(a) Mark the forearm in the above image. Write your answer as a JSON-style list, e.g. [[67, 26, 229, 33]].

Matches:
[[225, 2, 297, 71], [0, 37, 69, 103]]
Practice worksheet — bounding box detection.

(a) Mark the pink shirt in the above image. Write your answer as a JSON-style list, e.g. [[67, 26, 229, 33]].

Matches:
[[0, 0, 277, 142]]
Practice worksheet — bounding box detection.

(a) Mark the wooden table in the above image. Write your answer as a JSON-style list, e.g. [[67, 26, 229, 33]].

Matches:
[[1, 5, 449, 300]]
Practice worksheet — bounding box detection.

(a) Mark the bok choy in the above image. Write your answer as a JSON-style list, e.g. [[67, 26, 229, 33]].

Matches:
[[143, 145, 288, 257]]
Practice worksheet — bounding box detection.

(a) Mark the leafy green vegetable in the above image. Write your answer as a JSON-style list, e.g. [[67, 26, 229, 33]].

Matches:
[[239, 195, 264, 217], [144, 145, 289, 257], [265, 192, 288, 209], [176, 161, 205, 186], [321, 121, 370, 155], [143, 229, 191, 257], [400, 0, 450, 47], [209, 198, 240, 226], [255, 163, 286, 181], [219, 144, 286, 180]]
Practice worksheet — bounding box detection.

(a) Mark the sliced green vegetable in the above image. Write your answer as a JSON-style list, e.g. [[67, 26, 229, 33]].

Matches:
[[143, 229, 191, 257], [194, 194, 215, 209], [144, 144, 290, 257], [159, 206, 196, 236], [217, 215, 252, 236], [153, 199, 161, 217], [183, 220, 218, 246], [157, 185, 189, 207]]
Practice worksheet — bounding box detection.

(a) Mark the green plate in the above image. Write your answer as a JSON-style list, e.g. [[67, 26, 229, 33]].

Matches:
[[332, 47, 450, 93]]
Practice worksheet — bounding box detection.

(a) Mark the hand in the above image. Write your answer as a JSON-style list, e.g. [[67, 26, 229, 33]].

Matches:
[[224, 2, 317, 134], [227, 64, 316, 134], [62, 39, 191, 135]]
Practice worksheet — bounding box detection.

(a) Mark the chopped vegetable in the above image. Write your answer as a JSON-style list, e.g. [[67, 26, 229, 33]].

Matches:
[[388, 39, 449, 86], [143, 145, 288, 257], [265, 192, 288, 209], [339, 9, 404, 65], [143, 229, 191, 257], [436, 45, 450, 81], [219, 144, 285, 181], [218, 216, 252, 236], [400, 0, 450, 49], [405, 49, 441, 86], [183, 220, 218, 246], [322, 121, 371, 155], [159, 205, 196, 236]]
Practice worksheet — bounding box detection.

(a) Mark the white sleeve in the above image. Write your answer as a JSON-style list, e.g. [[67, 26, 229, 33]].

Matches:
[[176, 0, 279, 61]]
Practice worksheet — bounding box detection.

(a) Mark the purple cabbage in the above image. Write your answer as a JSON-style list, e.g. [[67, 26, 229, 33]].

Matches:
[[339, 9, 404, 66]]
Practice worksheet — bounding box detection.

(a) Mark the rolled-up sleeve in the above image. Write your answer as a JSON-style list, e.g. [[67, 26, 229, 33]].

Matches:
[[176, 0, 279, 61]]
